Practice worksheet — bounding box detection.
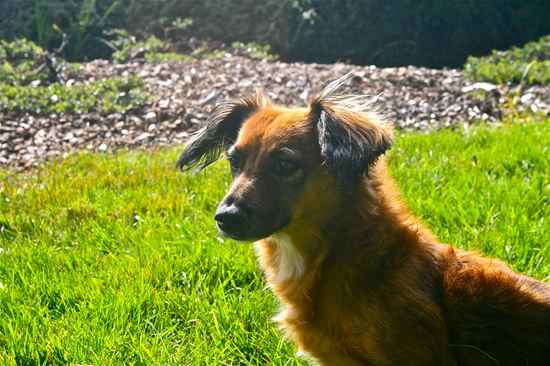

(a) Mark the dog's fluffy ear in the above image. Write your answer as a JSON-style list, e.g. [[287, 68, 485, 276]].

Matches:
[[177, 91, 267, 172], [310, 73, 393, 184]]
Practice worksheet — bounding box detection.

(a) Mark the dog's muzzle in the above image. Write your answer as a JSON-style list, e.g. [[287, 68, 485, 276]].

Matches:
[[214, 202, 250, 240]]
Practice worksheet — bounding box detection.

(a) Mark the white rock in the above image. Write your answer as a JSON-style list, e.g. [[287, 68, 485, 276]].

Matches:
[[462, 82, 498, 93]]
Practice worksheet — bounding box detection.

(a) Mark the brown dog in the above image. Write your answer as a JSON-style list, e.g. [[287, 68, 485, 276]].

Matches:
[[177, 74, 550, 365]]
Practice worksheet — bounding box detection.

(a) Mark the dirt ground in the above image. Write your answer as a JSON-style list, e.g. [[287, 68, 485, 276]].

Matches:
[[1, 56, 548, 170]]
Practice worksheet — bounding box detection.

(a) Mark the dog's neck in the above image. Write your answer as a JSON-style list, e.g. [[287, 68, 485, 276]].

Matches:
[[255, 160, 435, 306]]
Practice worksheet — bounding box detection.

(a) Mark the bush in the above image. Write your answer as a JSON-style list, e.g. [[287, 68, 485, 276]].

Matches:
[[0, 76, 148, 114], [108, 31, 174, 63], [106, 30, 279, 63], [1, 0, 549, 67], [0, 0, 293, 62], [288, 0, 550, 67], [464, 35, 550, 85], [0, 39, 47, 85], [0, 38, 81, 88], [0, 0, 124, 61], [120, 0, 295, 53], [230, 42, 279, 61]]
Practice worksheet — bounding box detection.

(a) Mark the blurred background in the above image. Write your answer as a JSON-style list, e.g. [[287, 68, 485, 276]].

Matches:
[[1, 0, 549, 67], [1, 0, 549, 170]]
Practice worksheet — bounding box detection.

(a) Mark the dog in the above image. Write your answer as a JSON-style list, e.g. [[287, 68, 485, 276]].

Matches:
[[177, 73, 550, 365]]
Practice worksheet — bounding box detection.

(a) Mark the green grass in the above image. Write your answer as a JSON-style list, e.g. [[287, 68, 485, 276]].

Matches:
[[0, 120, 549, 365]]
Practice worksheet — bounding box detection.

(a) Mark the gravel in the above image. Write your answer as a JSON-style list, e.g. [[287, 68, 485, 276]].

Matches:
[[1, 56, 548, 170]]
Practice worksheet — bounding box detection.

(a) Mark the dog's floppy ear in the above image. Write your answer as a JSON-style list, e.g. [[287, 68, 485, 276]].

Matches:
[[177, 91, 267, 172], [310, 73, 393, 184]]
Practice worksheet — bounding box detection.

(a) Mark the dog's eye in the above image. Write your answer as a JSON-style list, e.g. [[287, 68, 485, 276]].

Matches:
[[273, 159, 299, 177], [228, 155, 241, 174]]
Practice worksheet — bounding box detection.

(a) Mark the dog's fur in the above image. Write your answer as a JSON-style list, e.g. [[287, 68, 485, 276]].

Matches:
[[177, 74, 550, 365]]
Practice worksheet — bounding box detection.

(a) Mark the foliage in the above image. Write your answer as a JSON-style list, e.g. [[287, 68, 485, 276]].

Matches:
[[108, 31, 172, 63], [0, 39, 48, 86], [0, 120, 549, 364], [0, 0, 123, 61], [107, 30, 278, 63], [39, 0, 122, 61], [0, 76, 148, 114], [288, 0, 550, 67], [0, 0, 292, 63], [0, 37, 148, 114], [2, 0, 549, 66], [144, 52, 191, 63], [464, 35, 550, 85], [231, 42, 279, 61], [107, 30, 207, 63], [121, 0, 295, 52]]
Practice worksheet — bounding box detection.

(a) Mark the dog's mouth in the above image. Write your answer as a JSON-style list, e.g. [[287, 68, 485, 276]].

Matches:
[[216, 222, 257, 241], [215, 213, 291, 242]]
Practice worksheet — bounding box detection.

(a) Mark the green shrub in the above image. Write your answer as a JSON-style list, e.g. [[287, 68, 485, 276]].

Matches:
[[107, 30, 279, 63], [121, 0, 295, 53], [0, 39, 47, 85], [2, 0, 549, 67], [230, 42, 279, 61], [115, 0, 550, 67], [144, 52, 191, 63], [0, 0, 124, 61], [109, 32, 171, 63], [0, 0, 291, 62], [288, 0, 550, 67], [0, 38, 83, 89], [0, 76, 148, 114], [108, 31, 209, 63], [464, 35, 550, 85]]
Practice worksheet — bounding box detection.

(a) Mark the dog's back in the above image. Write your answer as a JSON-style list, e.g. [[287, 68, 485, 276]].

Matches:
[[442, 249, 550, 365]]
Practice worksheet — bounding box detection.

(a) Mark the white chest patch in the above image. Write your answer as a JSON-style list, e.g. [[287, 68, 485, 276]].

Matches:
[[270, 233, 305, 282]]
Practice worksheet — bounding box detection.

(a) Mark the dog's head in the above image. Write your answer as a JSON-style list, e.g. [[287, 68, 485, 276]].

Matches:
[[177, 73, 393, 241]]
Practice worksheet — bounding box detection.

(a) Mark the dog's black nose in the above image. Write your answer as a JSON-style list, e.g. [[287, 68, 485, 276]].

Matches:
[[214, 203, 247, 237]]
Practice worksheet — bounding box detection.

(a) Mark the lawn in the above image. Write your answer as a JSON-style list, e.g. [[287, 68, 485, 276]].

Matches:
[[0, 119, 549, 365]]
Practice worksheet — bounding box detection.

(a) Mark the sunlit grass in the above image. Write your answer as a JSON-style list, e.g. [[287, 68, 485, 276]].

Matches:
[[0, 119, 548, 365]]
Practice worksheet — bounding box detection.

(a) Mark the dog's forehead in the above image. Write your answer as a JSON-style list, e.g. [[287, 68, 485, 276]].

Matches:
[[235, 107, 311, 151]]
